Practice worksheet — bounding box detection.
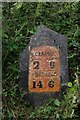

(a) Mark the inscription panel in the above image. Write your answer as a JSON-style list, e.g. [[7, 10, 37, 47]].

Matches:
[[28, 46, 60, 92]]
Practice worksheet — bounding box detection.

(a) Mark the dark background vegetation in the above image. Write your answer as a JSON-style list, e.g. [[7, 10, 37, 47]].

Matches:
[[2, 2, 80, 119]]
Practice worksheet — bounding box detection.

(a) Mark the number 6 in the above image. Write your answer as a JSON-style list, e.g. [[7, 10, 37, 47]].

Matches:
[[49, 61, 55, 68]]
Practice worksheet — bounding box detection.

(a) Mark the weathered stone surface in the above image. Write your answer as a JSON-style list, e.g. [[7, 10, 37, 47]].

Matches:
[[20, 26, 68, 107]]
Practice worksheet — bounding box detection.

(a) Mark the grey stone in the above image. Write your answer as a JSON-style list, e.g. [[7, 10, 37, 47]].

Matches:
[[20, 26, 68, 107]]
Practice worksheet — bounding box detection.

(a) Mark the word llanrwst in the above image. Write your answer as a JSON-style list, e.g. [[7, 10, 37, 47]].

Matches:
[[30, 51, 58, 56]]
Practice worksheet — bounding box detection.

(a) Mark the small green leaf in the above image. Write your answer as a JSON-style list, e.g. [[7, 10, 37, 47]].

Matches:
[[29, 30, 35, 34], [68, 82, 72, 87], [14, 3, 22, 9], [73, 96, 77, 103], [54, 99, 60, 107], [13, 44, 18, 50]]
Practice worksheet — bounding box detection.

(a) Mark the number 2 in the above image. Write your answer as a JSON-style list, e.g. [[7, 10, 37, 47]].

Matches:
[[33, 61, 39, 69]]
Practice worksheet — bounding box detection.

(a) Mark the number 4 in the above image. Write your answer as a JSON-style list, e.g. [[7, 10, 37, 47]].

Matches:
[[37, 81, 43, 88]]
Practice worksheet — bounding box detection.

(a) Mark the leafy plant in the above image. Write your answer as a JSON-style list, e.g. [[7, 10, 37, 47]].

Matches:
[[2, 2, 80, 119], [28, 82, 79, 119]]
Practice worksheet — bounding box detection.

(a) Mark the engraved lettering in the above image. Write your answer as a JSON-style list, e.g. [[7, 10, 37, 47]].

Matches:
[[49, 61, 55, 68], [33, 81, 36, 88], [29, 46, 60, 92], [33, 61, 39, 69], [48, 80, 54, 88], [30, 51, 56, 56]]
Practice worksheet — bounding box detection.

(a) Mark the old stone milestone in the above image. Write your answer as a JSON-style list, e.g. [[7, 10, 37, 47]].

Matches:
[[20, 26, 68, 106]]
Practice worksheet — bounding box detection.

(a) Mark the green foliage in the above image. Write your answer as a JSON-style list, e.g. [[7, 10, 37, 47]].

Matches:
[[28, 82, 79, 119], [2, 2, 80, 119]]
